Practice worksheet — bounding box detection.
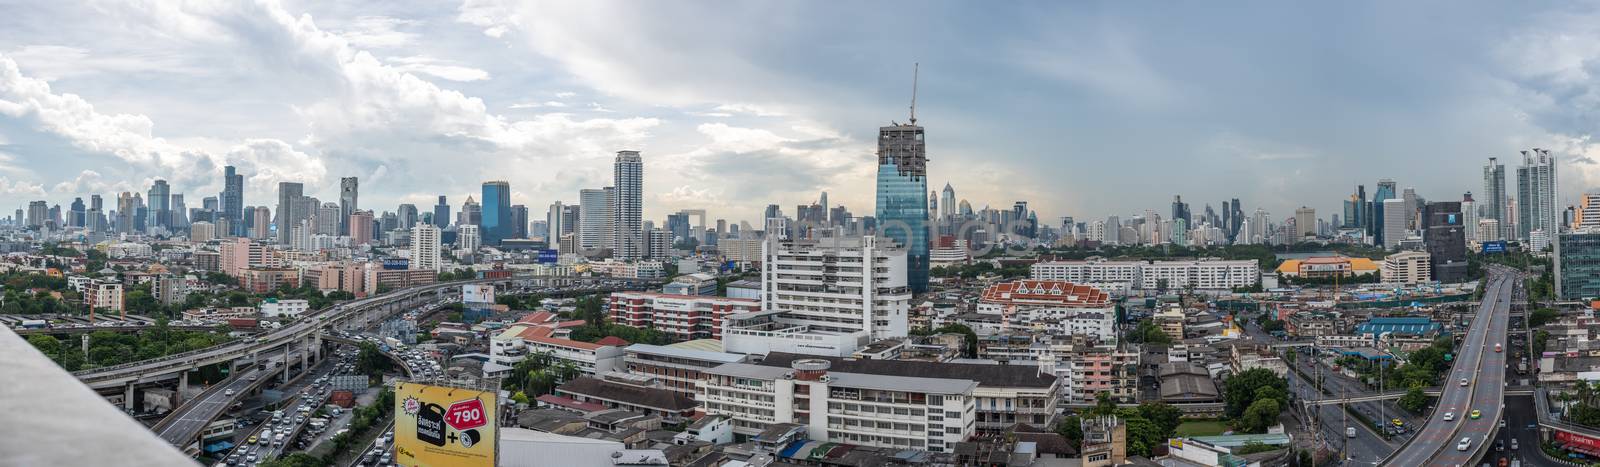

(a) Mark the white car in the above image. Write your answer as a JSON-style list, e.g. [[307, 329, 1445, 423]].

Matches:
[[1442, 412, 1455, 421], [1459, 377, 1468, 387], [225, 389, 236, 396], [1456, 437, 1471, 451]]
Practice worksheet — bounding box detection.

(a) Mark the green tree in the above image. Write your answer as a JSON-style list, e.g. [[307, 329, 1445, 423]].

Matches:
[[1530, 308, 1559, 327], [260, 453, 324, 467], [1137, 402, 1183, 438], [27, 334, 61, 356], [1237, 398, 1281, 433], [355, 342, 393, 380], [1054, 414, 1083, 448], [1223, 368, 1288, 419], [1397, 386, 1429, 414]]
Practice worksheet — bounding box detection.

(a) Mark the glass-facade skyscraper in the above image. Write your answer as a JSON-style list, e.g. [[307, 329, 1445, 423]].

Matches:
[[875, 122, 929, 293], [1372, 179, 1396, 246], [481, 181, 511, 245], [222, 165, 244, 236]]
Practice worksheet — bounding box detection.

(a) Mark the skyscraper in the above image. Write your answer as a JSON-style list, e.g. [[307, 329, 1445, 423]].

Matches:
[[1170, 195, 1190, 225], [1372, 179, 1397, 245], [579, 188, 613, 253], [875, 119, 929, 293], [433, 195, 450, 228], [481, 181, 511, 246], [68, 197, 85, 228], [1483, 158, 1508, 241], [1423, 201, 1467, 282], [170, 194, 187, 227], [276, 182, 304, 245], [612, 151, 644, 260], [1517, 148, 1558, 244], [339, 177, 358, 235], [1294, 207, 1316, 240], [398, 204, 418, 229], [547, 201, 568, 245], [148, 179, 170, 230], [1462, 192, 1479, 245], [222, 165, 244, 237], [1383, 198, 1407, 249], [510, 204, 529, 239]]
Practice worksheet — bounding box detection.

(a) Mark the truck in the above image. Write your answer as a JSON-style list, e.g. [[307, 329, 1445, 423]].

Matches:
[[19, 319, 48, 329], [1346, 427, 1357, 438]]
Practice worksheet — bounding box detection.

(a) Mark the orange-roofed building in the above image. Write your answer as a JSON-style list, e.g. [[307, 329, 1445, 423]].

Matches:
[[975, 280, 1117, 341]]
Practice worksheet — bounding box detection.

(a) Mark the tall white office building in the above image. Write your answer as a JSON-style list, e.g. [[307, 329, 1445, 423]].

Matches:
[[1517, 148, 1559, 242], [458, 224, 480, 251], [1483, 157, 1508, 240], [612, 151, 644, 260], [1462, 195, 1478, 245], [411, 224, 441, 271], [579, 188, 613, 253], [1383, 198, 1407, 249], [759, 236, 911, 340]]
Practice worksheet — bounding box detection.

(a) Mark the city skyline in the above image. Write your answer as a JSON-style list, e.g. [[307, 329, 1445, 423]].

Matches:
[[5, 2, 1600, 227]]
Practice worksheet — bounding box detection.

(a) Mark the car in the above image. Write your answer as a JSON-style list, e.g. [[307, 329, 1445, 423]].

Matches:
[[1511, 438, 1519, 450], [1496, 439, 1505, 451], [1499, 419, 1506, 428], [246, 436, 258, 445], [1443, 412, 1455, 421], [1461, 377, 1469, 386], [1471, 409, 1482, 419], [1347, 427, 1357, 438], [225, 389, 236, 396], [1457, 437, 1472, 451]]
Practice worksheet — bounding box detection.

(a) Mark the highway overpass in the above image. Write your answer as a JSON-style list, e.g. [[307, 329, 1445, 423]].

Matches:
[[1382, 267, 1517, 466], [89, 274, 656, 450]]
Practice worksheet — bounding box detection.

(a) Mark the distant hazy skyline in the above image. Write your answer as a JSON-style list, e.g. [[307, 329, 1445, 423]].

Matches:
[[2, 1, 1599, 226]]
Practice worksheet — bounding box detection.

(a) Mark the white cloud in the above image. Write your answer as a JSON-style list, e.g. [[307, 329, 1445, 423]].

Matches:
[[327, 16, 420, 49], [384, 55, 491, 82], [554, 91, 576, 99]]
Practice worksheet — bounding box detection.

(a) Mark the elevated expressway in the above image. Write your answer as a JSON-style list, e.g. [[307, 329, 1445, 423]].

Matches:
[[1382, 267, 1517, 466], [73, 274, 656, 449]]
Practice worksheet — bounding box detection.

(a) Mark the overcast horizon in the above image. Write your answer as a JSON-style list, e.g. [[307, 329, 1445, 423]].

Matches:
[[3, 1, 1600, 227]]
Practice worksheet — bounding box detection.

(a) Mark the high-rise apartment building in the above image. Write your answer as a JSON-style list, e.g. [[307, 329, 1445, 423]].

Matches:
[[433, 195, 450, 228], [1576, 193, 1600, 231], [276, 182, 304, 244], [612, 151, 644, 260], [1483, 158, 1508, 241], [339, 177, 358, 235], [249, 207, 270, 239], [411, 224, 442, 271], [481, 181, 511, 245], [315, 202, 341, 235], [510, 204, 528, 239], [1462, 193, 1478, 245], [1517, 148, 1558, 244], [875, 121, 929, 293], [349, 210, 374, 245]]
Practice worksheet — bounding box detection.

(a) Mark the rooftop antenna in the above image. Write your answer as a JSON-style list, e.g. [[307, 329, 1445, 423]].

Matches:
[[909, 62, 919, 125]]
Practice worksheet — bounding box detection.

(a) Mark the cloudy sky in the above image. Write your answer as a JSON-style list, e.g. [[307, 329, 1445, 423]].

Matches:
[[1, 1, 1599, 227]]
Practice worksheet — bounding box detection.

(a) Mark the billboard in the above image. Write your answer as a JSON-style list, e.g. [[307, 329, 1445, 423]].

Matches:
[[383, 258, 410, 270], [462, 284, 495, 304], [537, 249, 559, 264], [1482, 240, 1508, 254], [395, 383, 497, 467], [1558, 430, 1600, 451]]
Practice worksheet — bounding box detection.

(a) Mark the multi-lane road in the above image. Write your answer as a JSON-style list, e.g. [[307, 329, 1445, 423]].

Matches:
[[1385, 269, 1515, 466]]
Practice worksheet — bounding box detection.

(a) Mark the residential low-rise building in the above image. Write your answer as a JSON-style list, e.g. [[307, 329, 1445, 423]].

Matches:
[[258, 298, 310, 318], [551, 374, 698, 424], [488, 327, 625, 378], [623, 343, 749, 401], [608, 292, 759, 341], [700, 358, 978, 453]]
